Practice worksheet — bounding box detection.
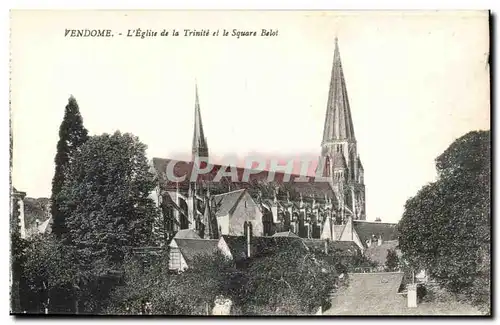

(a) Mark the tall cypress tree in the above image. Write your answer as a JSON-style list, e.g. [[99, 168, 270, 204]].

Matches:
[[51, 96, 88, 239]]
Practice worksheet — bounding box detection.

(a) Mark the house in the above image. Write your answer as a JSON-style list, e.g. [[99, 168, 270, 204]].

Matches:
[[213, 189, 263, 237], [324, 272, 407, 315], [168, 238, 219, 272]]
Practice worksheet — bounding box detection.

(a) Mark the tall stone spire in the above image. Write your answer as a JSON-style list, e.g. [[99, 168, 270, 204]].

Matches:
[[322, 37, 356, 144], [320, 38, 366, 221], [192, 82, 209, 161]]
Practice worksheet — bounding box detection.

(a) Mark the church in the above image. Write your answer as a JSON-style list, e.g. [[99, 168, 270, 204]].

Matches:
[[151, 38, 395, 250]]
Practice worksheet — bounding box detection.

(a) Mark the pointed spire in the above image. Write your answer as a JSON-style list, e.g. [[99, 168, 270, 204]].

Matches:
[[192, 81, 209, 161], [322, 38, 356, 144]]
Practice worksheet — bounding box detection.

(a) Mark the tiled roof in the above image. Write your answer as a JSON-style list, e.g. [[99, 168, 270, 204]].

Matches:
[[221, 235, 307, 262], [325, 272, 405, 315], [174, 239, 219, 266], [174, 229, 201, 239], [213, 189, 246, 217], [353, 220, 399, 245], [364, 240, 400, 266]]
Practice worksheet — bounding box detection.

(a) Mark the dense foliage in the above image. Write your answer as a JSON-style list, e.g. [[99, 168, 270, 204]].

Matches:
[[106, 242, 341, 315], [10, 195, 26, 313], [20, 235, 78, 313], [51, 96, 88, 239], [39, 131, 159, 313], [59, 132, 159, 268], [385, 249, 399, 271], [398, 130, 490, 312]]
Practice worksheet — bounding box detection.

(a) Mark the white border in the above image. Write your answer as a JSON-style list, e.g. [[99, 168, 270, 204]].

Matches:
[[2, 1, 497, 325]]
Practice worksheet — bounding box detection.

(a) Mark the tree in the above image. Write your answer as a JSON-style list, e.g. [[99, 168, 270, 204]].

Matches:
[[59, 132, 160, 312], [10, 193, 26, 313], [51, 96, 88, 239], [398, 130, 490, 312], [385, 249, 399, 272], [241, 242, 338, 315], [21, 235, 78, 313], [61, 131, 159, 263]]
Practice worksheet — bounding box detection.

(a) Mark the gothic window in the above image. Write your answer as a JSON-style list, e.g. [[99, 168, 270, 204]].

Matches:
[[179, 199, 189, 229]]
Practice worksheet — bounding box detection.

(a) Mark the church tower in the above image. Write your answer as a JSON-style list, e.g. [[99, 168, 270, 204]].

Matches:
[[321, 38, 366, 221], [192, 82, 209, 163], [188, 82, 209, 229]]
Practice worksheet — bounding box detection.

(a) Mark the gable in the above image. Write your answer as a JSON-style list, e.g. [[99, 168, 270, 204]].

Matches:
[[228, 191, 263, 236], [213, 189, 246, 217]]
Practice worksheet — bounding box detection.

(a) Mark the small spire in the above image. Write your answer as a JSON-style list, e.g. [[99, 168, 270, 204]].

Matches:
[[192, 81, 209, 161]]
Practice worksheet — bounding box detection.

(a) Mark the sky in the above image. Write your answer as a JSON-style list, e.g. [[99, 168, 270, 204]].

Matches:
[[10, 10, 490, 223]]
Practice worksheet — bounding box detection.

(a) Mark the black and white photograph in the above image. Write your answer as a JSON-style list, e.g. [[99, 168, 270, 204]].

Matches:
[[9, 10, 491, 316]]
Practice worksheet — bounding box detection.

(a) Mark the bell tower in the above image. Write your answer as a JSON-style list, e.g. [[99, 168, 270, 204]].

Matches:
[[321, 38, 366, 220]]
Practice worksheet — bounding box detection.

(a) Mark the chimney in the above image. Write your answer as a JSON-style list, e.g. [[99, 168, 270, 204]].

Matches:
[[245, 222, 252, 258], [407, 284, 417, 308], [377, 235, 382, 246], [35, 219, 40, 228]]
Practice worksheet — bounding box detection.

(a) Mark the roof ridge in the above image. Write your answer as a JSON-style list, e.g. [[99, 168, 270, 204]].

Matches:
[[353, 220, 398, 225], [212, 188, 246, 197]]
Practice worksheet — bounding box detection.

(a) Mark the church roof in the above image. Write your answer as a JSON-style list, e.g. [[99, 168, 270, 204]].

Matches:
[[151, 157, 335, 200], [192, 83, 208, 159], [213, 189, 247, 217], [322, 38, 356, 143], [353, 220, 399, 245]]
